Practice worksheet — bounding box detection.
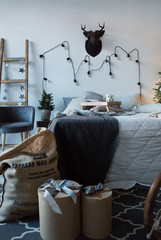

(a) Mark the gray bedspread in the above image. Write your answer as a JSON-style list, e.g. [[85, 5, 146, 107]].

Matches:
[[48, 115, 119, 186]]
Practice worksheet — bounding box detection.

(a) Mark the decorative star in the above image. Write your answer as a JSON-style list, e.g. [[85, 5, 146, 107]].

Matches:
[[3, 96, 7, 100], [4, 88, 8, 93], [19, 68, 25, 73], [19, 94, 25, 100], [20, 85, 25, 91], [19, 60, 25, 65]]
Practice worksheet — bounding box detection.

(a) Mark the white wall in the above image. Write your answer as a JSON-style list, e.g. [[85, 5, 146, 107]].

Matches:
[[1, 0, 161, 143]]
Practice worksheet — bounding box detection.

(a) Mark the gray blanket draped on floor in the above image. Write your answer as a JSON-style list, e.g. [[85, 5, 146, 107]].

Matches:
[[48, 115, 119, 186]]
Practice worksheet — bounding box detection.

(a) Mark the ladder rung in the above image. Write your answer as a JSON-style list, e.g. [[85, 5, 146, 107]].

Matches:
[[2, 57, 25, 62], [0, 79, 26, 83], [0, 38, 28, 106], [0, 102, 26, 106]]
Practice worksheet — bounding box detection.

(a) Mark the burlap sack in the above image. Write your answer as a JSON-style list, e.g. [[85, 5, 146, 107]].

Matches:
[[0, 129, 60, 222]]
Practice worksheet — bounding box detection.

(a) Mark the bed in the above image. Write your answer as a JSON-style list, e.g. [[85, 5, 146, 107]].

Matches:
[[49, 94, 161, 189], [105, 112, 161, 188], [0, 95, 161, 240]]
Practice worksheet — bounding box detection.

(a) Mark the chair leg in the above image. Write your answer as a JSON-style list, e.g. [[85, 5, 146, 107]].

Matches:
[[20, 132, 23, 142], [21, 132, 31, 140], [24, 132, 28, 139], [2, 133, 6, 151]]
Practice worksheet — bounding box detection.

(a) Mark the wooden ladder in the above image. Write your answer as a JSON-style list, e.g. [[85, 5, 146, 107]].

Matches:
[[0, 38, 29, 106]]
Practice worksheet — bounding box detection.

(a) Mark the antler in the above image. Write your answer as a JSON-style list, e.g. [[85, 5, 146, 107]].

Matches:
[[99, 23, 105, 31], [81, 25, 86, 32]]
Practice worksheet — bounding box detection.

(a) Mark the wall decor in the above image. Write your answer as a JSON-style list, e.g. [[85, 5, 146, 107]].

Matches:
[[19, 67, 25, 73], [114, 46, 141, 97], [81, 23, 105, 57], [88, 46, 141, 97], [39, 41, 77, 87], [88, 54, 113, 76], [0, 38, 29, 106], [76, 55, 90, 77], [2, 84, 8, 101], [2, 61, 26, 104], [39, 41, 141, 98]]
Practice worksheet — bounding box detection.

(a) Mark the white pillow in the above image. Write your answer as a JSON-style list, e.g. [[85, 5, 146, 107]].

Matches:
[[136, 104, 161, 113], [115, 95, 138, 111], [62, 97, 85, 115]]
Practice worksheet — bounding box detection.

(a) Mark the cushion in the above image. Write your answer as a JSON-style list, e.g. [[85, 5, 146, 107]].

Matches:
[[85, 91, 104, 101], [63, 97, 75, 108], [94, 106, 107, 112], [0, 122, 33, 133], [114, 95, 138, 111], [63, 97, 85, 115], [136, 104, 161, 113], [0, 129, 60, 222]]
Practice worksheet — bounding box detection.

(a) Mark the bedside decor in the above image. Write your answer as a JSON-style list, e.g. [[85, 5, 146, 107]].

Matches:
[[153, 72, 161, 103], [38, 90, 55, 121]]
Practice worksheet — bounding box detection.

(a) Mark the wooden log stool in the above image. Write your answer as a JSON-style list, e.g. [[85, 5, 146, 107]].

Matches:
[[38, 179, 81, 240], [82, 184, 112, 239]]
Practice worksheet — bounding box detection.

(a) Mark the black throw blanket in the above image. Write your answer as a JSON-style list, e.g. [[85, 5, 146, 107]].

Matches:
[[48, 115, 119, 186]]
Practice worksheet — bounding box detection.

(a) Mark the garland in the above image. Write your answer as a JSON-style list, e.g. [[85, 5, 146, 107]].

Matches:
[[40, 41, 141, 97]]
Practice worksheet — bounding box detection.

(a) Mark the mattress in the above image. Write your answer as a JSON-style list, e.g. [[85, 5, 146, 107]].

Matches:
[[105, 113, 161, 187]]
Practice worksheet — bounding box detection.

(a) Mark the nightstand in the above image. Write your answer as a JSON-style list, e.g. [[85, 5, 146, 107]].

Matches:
[[36, 121, 50, 128]]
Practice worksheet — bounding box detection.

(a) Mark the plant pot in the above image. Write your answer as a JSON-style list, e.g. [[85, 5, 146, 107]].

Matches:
[[41, 109, 51, 121]]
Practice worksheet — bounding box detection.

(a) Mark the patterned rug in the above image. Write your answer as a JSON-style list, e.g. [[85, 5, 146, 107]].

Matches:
[[0, 184, 159, 240]]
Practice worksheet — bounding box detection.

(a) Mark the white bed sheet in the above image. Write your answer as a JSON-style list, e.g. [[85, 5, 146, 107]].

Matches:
[[105, 113, 161, 188]]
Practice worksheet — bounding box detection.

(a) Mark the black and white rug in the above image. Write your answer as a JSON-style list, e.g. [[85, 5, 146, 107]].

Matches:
[[0, 184, 159, 240]]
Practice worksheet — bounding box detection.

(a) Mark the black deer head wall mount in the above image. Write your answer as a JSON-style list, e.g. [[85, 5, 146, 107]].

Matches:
[[81, 23, 105, 57]]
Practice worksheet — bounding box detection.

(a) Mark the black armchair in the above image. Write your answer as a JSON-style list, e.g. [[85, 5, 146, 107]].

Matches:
[[0, 106, 35, 151]]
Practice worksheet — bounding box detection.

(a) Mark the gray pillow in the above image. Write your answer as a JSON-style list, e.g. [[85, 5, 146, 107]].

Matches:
[[114, 95, 138, 111], [136, 104, 161, 113], [62, 97, 85, 115], [63, 97, 74, 108], [85, 91, 104, 101]]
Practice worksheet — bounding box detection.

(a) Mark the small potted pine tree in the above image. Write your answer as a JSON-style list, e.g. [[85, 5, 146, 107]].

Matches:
[[38, 90, 55, 121], [153, 81, 161, 103]]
